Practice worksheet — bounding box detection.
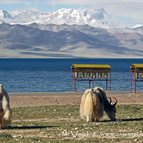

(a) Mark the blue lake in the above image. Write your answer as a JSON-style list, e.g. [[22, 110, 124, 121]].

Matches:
[[0, 58, 143, 92]]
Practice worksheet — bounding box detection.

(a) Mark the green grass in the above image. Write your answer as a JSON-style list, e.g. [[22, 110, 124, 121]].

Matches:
[[0, 104, 143, 143]]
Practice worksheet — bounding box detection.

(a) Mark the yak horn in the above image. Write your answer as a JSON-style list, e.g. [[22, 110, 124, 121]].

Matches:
[[108, 97, 112, 103], [108, 97, 118, 106], [112, 97, 118, 106]]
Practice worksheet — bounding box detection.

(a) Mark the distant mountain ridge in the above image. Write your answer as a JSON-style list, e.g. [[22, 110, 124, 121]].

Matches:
[[0, 22, 143, 58], [0, 8, 122, 29], [0, 8, 143, 58]]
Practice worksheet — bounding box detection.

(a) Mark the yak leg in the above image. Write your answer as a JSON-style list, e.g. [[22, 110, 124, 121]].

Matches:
[[86, 116, 90, 122], [86, 115, 92, 122], [95, 118, 100, 122], [2, 111, 11, 129]]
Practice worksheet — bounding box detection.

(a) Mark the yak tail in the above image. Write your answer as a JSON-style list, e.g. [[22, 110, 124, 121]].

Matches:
[[80, 91, 88, 120], [83, 89, 94, 122]]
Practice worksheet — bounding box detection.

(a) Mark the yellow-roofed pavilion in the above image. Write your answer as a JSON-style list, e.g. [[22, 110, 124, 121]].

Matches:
[[71, 64, 111, 91], [130, 64, 143, 93]]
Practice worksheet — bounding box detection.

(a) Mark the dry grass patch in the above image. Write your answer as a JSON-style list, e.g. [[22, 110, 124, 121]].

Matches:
[[0, 104, 142, 143]]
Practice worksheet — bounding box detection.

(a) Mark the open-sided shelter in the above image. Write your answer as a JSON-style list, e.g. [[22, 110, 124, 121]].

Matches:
[[130, 64, 143, 93], [71, 64, 111, 91]]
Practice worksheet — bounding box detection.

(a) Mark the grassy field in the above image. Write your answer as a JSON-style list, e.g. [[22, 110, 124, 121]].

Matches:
[[0, 104, 143, 143]]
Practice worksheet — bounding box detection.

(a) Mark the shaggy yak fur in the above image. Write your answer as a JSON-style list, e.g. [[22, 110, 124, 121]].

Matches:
[[80, 87, 117, 122], [0, 83, 11, 129]]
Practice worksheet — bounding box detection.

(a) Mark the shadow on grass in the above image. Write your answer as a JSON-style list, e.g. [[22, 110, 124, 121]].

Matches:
[[118, 118, 143, 122], [9, 125, 58, 130], [100, 118, 143, 122]]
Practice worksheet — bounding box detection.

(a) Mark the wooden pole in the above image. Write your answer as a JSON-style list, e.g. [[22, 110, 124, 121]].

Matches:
[[130, 70, 132, 93]]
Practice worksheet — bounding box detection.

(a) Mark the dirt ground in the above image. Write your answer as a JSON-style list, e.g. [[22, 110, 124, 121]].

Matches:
[[0, 91, 142, 143], [9, 91, 143, 108]]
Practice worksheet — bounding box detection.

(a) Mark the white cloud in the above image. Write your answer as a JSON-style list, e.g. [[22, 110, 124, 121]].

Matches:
[[0, 0, 18, 3], [0, 0, 42, 4]]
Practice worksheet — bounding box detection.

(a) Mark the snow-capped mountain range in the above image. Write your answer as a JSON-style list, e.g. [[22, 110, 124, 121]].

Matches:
[[0, 8, 122, 29], [0, 8, 143, 58]]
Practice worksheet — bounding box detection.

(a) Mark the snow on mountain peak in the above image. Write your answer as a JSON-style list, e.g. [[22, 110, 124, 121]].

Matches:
[[46, 8, 120, 28], [12, 9, 40, 17], [0, 8, 122, 28], [9, 9, 41, 24], [86, 8, 107, 20], [0, 10, 12, 19], [132, 24, 143, 29]]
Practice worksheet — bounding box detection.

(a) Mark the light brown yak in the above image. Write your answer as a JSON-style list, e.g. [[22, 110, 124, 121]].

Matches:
[[80, 88, 103, 122], [0, 83, 11, 129], [80, 87, 117, 122]]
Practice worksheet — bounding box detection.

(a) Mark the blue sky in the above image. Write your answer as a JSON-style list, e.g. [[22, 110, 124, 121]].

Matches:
[[0, 0, 143, 27]]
